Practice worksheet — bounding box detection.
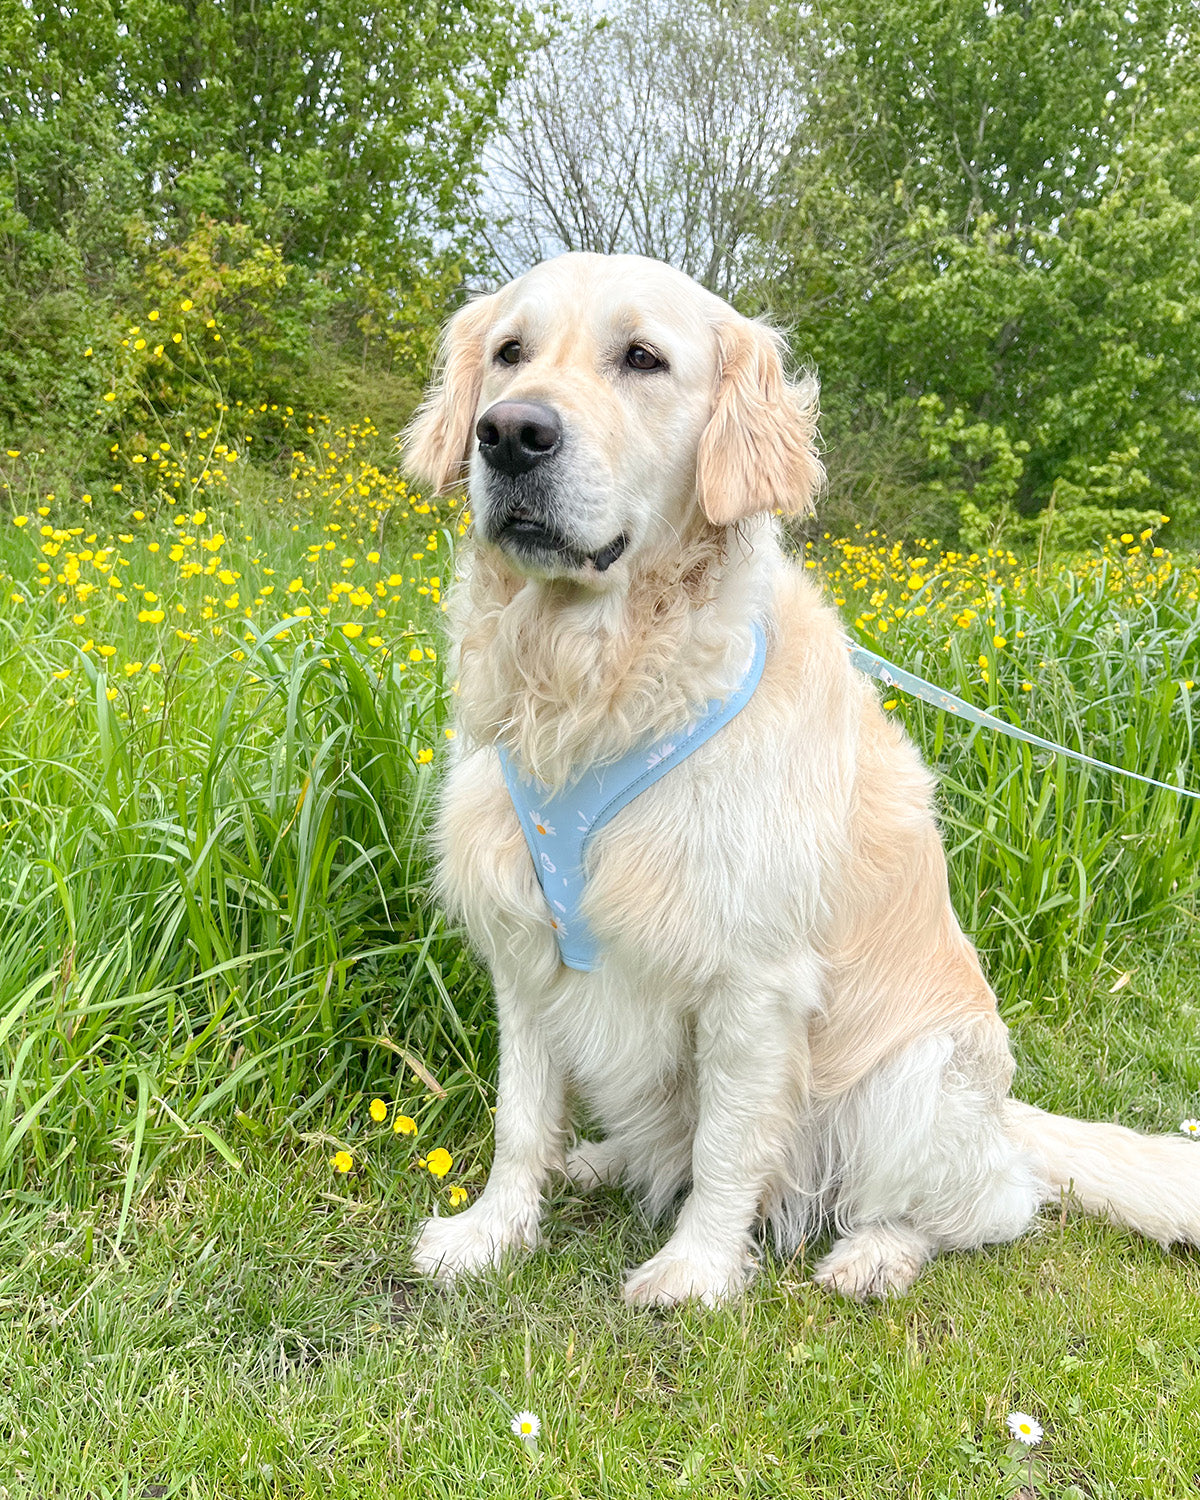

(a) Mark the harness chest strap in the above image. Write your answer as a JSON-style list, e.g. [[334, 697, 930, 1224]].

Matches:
[[499, 620, 769, 971]]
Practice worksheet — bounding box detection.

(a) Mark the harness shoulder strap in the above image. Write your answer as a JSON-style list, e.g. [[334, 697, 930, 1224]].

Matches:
[[501, 620, 769, 970]]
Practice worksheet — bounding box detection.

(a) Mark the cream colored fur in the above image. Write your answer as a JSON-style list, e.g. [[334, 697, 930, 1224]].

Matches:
[[402, 252, 1200, 1306]]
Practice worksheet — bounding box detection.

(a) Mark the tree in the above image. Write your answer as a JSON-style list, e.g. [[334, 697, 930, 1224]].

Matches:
[[0, 0, 532, 429], [766, 0, 1200, 536], [483, 0, 820, 298]]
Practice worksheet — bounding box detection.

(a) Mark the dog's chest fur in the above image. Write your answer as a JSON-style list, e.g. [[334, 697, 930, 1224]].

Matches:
[[437, 551, 874, 1120], [435, 540, 1004, 1122]]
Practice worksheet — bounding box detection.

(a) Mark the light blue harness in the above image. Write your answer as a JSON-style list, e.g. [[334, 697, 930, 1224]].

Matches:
[[501, 622, 1199, 972], [499, 621, 769, 971]]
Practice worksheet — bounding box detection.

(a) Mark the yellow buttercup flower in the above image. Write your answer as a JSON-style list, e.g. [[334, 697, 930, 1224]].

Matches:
[[330, 1150, 354, 1173], [369, 1098, 387, 1123], [425, 1147, 453, 1178], [393, 1114, 417, 1136]]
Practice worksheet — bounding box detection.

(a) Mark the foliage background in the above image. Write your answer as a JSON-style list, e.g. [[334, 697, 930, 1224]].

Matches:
[[4, 0, 1199, 549], [0, 0, 529, 447]]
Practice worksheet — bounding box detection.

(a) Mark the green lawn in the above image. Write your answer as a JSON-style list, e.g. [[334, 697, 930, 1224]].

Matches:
[[5, 931, 1200, 1499]]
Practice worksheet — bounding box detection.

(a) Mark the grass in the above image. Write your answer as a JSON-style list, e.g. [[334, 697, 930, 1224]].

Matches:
[[1, 426, 1199, 1495], [5, 931, 1200, 1499], [0, 421, 498, 1223]]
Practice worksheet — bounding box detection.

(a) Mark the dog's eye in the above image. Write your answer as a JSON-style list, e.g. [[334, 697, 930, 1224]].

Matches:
[[625, 344, 665, 372], [496, 339, 522, 366]]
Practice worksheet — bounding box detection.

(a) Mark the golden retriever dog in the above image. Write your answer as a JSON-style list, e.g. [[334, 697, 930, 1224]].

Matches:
[[402, 252, 1200, 1306]]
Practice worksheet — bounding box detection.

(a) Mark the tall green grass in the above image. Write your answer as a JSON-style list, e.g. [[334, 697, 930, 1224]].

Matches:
[[0, 511, 1197, 1232], [874, 558, 1200, 1009], [0, 525, 493, 1230]]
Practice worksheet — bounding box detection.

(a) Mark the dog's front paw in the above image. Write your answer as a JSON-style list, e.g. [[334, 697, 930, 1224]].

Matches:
[[412, 1201, 540, 1285], [623, 1242, 754, 1309]]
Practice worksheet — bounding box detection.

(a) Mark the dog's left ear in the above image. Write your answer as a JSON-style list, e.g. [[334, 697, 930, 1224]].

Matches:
[[402, 293, 497, 493], [696, 319, 823, 526]]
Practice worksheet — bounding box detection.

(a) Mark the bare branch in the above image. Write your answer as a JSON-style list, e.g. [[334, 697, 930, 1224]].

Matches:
[[479, 0, 822, 297]]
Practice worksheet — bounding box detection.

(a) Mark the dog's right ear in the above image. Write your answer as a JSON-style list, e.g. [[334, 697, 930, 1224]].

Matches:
[[402, 294, 497, 492]]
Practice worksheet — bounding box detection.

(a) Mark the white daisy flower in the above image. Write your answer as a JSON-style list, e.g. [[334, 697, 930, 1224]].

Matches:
[[1007, 1411, 1043, 1446], [1180, 1118, 1200, 1138], [511, 1410, 541, 1439]]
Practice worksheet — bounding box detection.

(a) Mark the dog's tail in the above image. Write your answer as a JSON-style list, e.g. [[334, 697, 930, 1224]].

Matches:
[[1004, 1099, 1200, 1247]]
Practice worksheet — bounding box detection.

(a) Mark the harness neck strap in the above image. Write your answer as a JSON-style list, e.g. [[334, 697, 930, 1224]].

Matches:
[[500, 620, 769, 970]]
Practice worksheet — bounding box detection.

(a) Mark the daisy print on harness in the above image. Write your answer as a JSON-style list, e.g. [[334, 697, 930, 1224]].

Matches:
[[525, 809, 571, 938]]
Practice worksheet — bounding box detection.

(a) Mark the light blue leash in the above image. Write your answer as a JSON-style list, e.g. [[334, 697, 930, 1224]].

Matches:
[[848, 641, 1200, 801]]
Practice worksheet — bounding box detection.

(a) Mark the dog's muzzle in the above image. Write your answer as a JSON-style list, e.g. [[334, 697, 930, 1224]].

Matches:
[[475, 400, 628, 574], [483, 497, 629, 575]]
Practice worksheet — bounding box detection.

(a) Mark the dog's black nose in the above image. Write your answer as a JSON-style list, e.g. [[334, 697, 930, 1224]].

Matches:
[[476, 401, 562, 477]]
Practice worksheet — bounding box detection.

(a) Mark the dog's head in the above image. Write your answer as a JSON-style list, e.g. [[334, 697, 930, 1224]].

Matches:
[[403, 253, 822, 584]]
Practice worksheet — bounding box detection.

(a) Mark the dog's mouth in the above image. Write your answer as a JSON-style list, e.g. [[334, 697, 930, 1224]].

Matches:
[[586, 532, 629, 572], [491, 509, 629, 575]]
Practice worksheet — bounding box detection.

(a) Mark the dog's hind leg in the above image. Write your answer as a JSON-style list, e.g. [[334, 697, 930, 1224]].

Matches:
[[813, 1222, 935, 1299], [809, 1027, 1042, 1300], [563, 1136, 628, 1191]]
